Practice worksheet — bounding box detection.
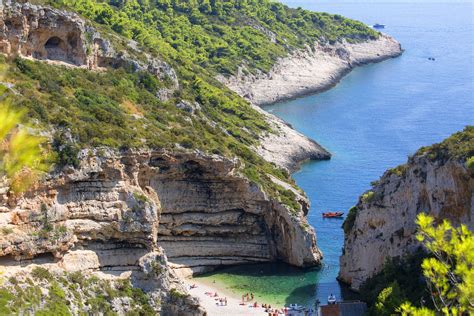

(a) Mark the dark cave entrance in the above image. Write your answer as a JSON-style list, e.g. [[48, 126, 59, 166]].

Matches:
[[44, 36, 68, 62]]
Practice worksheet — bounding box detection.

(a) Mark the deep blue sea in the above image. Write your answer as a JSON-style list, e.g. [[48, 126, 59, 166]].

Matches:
[[270, 0, 473, 301], [199, 1, 474, 307]]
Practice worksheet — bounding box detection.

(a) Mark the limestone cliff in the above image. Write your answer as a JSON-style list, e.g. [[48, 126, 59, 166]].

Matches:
[[220, 34, 402, 106], [339, 128, 474, 290], [0, 149, 321, 312]]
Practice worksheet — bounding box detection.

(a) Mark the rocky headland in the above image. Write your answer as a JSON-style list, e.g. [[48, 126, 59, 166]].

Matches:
[[339, 127, 474, 291], [220, 34, 402, 171], [221, 34, 402, 106]]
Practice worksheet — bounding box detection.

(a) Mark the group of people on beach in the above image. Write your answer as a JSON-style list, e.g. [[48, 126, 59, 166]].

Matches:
[[203, 291, 228, 306], [194, 284, 301, 315], [240, 292, 288, 315], [242, 292, 254, 302]]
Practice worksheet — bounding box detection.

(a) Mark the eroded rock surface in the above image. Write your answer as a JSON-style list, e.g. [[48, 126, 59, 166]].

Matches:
[[148, 152, 321, 275], [0, 149, 321, 312], [0, 1, 178, 88], [339, 153, 473, 290], [0, 149, 205, 314]]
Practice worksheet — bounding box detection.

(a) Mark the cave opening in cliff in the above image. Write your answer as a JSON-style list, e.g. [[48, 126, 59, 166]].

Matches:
[[44, 36, 69, 62]]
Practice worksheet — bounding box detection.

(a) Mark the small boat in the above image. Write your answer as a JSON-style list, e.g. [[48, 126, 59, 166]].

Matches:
[[372, 23, 385, 29], [288, 304, 304, 311], [322, 212, 344, 218]]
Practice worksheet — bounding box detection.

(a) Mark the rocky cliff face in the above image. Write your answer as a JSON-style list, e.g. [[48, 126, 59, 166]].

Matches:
[[339, 145, 473, 290], [150, 152, 321, 276], [0, 149, 320, 312], [0, 149, 207, 314], [0, 1, 179, 97]]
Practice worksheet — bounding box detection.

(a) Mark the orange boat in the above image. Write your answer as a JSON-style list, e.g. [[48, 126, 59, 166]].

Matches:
[[322, 212, 344, 218]]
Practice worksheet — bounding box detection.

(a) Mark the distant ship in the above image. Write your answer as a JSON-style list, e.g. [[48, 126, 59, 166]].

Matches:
[[372, 23, 385, 29]]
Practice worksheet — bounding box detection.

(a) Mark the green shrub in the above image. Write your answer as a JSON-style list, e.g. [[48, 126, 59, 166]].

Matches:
[[360, 250, 429, 315], [374, 281, 405, 316], [31, 267, 53, 281], [361, 191, 376, 203], [389, 164, 408, 177], [0, 288, 14, 314], [133, 192, 149, 204], [36, 282, 71, 316], [466, 156, 474, 171], [416, 126, 474, 162], [169, 288, 188, 300], [150, 261, 163, 276], [343, 206, 358, 234]]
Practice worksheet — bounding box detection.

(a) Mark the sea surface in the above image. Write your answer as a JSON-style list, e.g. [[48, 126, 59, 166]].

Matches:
[[196, 1, 474, 308]]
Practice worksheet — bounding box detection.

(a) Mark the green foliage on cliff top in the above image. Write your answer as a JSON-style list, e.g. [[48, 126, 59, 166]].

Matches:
[[34, 0, 378, 75], [416, 126, 474, 162], [342, 206, 358, 234]]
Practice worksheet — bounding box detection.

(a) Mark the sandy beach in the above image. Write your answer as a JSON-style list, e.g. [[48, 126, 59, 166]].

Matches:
[[185, 279, 287, 316]]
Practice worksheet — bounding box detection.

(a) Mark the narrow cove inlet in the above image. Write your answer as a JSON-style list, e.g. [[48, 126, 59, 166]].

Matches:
[[193, 0, 474, 310], [0, 1, 472, 315]]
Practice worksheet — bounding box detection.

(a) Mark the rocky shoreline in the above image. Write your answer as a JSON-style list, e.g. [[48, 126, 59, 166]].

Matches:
[[221, 34, 402, 172], [222, 34, 402, 107]]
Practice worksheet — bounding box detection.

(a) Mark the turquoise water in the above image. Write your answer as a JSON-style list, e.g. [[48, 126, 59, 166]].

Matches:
[[200, 1, 474, 307]]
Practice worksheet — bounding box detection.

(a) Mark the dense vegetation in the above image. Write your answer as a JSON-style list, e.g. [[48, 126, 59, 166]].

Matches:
[[416, 126, 474, 162], [0, 269, 155, 315], [2, 54, 299, 210], [34, 0, 378, 75], [360, 250, 429, 315], [362, 215, 474, 315], [0, 101, 51, 192]]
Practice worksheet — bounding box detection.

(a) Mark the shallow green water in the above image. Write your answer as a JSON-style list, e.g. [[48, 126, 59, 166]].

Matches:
[[195, 263, 322, 307]]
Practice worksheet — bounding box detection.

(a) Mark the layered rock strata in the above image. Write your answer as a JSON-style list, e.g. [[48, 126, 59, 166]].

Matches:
[[339, 152, 473, 290], [0, 149, 205, 314], [0, 149, 321, 306], [150, 152, 321, 276]]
